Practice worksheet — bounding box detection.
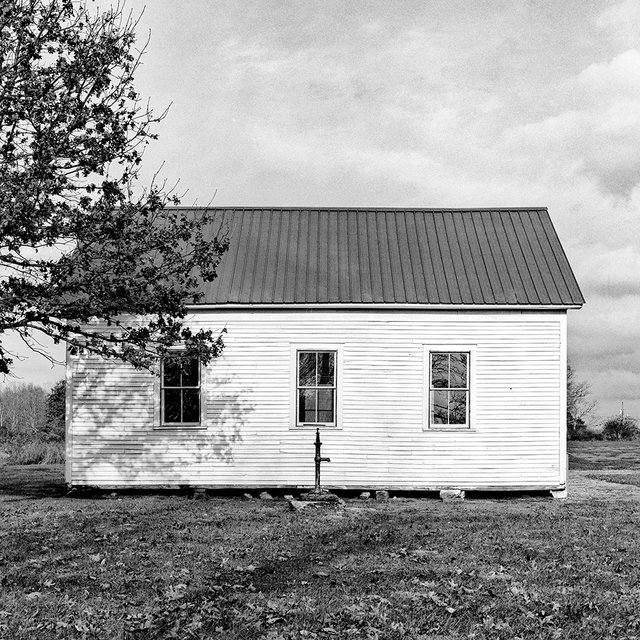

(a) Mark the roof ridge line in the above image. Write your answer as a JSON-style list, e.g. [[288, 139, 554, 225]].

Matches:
[[166, 206, 550, 212]]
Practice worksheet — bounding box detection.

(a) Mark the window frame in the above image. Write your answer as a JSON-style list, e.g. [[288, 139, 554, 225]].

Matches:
[[290, 344, 343, 430], [154, 352, 206, 430], [424, 345, 476, 432]]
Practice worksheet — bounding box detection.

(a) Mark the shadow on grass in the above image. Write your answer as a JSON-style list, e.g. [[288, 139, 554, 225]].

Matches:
[[586, 472, 640, 488], [0, 464, 66, 499]]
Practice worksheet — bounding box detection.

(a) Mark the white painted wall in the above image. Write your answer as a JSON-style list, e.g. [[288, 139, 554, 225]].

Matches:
[[67, 308, 568, 490]]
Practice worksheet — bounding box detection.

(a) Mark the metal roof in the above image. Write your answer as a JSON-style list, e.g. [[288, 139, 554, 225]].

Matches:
[[193, 208, 584, 307]]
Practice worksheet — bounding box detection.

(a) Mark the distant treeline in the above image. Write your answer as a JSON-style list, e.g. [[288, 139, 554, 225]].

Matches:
[[0, 381, 65, 464]]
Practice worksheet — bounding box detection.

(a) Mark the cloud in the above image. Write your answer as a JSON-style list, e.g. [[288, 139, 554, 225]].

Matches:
[[576, 49, 640, 98], [573, 245, 640, 298], [595, 0, 640, 47], [499, 49, 640, 199]]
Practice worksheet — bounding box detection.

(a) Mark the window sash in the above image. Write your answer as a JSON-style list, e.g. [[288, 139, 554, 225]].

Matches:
[[297, 351, 336, 425], [429, 352, 470, 427], [161, 357, 201, 425]]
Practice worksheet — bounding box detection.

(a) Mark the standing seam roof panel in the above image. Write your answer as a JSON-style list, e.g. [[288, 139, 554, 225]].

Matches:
[[355, 213, 372, 303], [385, 211, 407, 303], [523, 210, 564, 305], [470, 212, 505, 304], [487, 211, 527, 304], [413, 212, 441, 302], [460, 212, 494, 304], [434, 211, 460, 303], [421, 212, 451, 303], [517, 211, 559, 305], [501, 212, 541, 305], [403, 212, 429, 302], [337, 212, 350, 302], [211, 211, 242, 303], [396, 212, 421, 303], [444, 211, 476, 303]]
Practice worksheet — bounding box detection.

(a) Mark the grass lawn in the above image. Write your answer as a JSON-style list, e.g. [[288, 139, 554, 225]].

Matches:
[[587, 472, 640, 488], [568, 440, 640, 470], [2, 459, 640, 639]]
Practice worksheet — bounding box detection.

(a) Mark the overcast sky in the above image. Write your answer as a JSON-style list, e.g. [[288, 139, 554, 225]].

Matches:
[[4, 0, 640, 421]]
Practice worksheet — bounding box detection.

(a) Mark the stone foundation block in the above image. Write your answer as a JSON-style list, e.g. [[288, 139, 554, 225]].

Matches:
[[440, 489, 465, 501]]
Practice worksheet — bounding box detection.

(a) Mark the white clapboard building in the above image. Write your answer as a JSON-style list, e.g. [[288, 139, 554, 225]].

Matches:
[[66, 208, 584, 494]]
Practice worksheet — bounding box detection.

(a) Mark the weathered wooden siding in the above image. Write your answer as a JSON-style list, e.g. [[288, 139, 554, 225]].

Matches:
[[67, 309, 567, 490]]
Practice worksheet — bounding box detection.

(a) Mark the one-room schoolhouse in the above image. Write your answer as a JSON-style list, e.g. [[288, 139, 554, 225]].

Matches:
[[66, 207, 584, 495]]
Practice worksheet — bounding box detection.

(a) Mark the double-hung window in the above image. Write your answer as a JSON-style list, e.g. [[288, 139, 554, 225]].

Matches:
[[429, 351, 470, 428], [297, 351, 336, 426], [161, 356, 201, 425]]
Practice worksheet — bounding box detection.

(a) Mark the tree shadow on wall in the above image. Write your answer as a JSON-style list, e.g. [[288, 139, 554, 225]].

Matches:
[[203, 374, 251, 464], [70, 362, 254, 486]]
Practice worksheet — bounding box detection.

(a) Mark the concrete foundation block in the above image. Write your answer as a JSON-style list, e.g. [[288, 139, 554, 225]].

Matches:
[[375, 490, 389, 502], [440, 489, 465, 501], [288, 495, 345, 511], [551, 489, 567, 500]]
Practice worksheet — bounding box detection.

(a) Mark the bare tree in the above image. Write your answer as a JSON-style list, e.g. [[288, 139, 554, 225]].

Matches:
[[566, 363, 596, 439]]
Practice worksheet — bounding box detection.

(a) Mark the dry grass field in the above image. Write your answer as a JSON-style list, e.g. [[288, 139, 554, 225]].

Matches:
[[1, 442, 640, 639]]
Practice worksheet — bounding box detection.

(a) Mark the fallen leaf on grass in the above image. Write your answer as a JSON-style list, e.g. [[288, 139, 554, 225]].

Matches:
[[410, 549, 436, 560], [427, 591, 456, 614], [314, 571, 329, 578], [165, 583, 187, 600]]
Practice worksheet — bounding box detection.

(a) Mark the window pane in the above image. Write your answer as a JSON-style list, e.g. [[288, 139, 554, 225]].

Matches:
[[317, 388, 334, 423], [164, 389, 181, 422], [298, 352, 316, 386], [317, 352, 335, 386], [298, 389, 316, 423], [163, 361, 181, 387], [449, 391, 467, 425], [182, 389, 200, 423], [431, 389, 448, 424], [450, 353, 467, 388], [181, 358, 199, 387], [431, 353, 449, 388]]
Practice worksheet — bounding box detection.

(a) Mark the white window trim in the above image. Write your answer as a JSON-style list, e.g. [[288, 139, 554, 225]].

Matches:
[[153, 353, 207, 430], [290, 343, 344, 430], [423, 344, 477, 432]]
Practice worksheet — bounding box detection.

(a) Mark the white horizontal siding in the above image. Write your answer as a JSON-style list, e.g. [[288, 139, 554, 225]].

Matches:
[[68, 309, 566, 489]]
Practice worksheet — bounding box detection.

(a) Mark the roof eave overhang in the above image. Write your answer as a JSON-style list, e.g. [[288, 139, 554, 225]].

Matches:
[[187, 303, 583, 311]]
